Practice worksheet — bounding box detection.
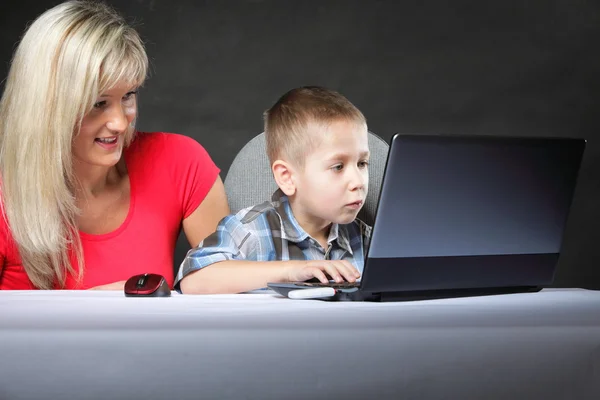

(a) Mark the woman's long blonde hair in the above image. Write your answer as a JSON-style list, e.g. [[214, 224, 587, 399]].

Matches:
[[0, 1, 148, 289]]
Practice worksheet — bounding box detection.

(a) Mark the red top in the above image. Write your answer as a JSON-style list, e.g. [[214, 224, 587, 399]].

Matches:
[[0, 132, 220, 289]]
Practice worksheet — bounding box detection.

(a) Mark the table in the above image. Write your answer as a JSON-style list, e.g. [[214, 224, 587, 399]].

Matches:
[[1, 289, 599, 399]]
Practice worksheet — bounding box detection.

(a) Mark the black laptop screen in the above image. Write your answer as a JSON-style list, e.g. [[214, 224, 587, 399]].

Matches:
[[368, 135, 585, 259]]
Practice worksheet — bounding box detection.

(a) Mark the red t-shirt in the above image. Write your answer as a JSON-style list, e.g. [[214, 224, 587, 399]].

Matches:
[[0, 132, 220, 289]]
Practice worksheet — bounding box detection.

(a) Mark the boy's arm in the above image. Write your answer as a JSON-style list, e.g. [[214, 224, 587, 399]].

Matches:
[[177, 216, 360, 294], [180, 259, 360, 295]]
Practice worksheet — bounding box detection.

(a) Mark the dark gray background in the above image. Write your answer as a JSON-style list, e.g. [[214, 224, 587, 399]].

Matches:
[[1, 0, 598, 288]]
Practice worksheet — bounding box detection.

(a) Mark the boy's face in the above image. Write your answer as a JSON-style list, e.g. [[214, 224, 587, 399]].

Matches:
[[291, 119, 369, 227]]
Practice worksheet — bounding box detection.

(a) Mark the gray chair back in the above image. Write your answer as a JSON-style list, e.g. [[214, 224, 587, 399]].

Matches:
[[224, 131, 389, 227]]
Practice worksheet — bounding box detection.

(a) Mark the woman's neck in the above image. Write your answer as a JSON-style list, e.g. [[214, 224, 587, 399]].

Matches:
[[73, 158, 126, 198]]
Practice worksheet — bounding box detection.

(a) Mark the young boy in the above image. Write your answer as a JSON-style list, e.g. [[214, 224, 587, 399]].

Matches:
[[176, 86, 371, 294]]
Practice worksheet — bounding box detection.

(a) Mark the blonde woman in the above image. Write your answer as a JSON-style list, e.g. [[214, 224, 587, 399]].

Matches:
[[0, 1, 230, 290]]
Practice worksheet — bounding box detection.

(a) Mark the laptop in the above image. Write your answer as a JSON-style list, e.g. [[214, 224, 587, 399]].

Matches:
[[268, 133, 586, 301]]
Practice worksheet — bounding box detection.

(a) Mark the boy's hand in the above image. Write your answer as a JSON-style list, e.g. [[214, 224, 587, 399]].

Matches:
[[285, 260, 361, 284]]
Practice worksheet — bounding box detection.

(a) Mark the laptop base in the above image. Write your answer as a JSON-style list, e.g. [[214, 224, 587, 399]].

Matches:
[[371, 285, 542, 302], [268, 282, 542, 302]]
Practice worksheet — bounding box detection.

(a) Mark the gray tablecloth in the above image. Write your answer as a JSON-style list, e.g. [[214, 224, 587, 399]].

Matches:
[[1, 288, 599, 400]]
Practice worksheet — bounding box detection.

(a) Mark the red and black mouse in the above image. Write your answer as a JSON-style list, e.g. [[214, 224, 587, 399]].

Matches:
[[124, 273, 171, 297]]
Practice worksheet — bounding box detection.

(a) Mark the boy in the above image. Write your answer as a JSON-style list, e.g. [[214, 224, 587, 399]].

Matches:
[[177, 86, 371, 294]]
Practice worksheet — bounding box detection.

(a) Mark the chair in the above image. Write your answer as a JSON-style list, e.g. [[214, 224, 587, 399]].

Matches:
[[224, 131, 389, 227]]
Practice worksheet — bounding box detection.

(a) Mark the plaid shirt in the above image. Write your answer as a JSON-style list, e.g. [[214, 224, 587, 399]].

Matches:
[[175, 189, 371, 287]]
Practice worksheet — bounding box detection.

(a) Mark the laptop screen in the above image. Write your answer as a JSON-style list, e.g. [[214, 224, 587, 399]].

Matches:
[[369, 134, 585, 258]]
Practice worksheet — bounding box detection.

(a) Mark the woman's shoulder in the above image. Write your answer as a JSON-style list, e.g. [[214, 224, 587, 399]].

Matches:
[[125, 132, 219, 195], [130, 131, 203, 149], [127, 132, 210, 163]]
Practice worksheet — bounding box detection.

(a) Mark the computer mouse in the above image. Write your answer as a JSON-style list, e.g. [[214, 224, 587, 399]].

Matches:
[[124, 273, 171, 297]]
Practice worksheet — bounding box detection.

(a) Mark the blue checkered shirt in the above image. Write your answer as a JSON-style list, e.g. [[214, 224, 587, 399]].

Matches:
[[175, 189, 371, 288]]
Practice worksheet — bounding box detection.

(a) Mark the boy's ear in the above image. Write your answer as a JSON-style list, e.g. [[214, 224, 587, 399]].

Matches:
[[272, 160, 296, 196]]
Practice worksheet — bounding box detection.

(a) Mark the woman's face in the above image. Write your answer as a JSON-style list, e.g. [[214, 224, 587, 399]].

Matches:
[[73, 81, 138, 169]]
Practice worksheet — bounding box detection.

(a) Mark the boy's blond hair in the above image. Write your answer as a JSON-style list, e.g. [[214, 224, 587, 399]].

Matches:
[[263, 86, 367, 168]]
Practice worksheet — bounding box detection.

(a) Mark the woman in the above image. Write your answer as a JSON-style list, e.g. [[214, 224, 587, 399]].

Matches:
[[0, 1, 230, 290]]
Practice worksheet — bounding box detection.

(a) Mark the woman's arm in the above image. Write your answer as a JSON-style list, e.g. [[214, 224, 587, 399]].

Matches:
[[88, 178, 229, 291], [182, 176, 230, 247], [88, 280, 127, 290]]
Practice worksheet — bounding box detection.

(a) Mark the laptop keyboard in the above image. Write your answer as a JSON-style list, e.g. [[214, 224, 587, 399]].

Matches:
[[295, 281, 360, 289]]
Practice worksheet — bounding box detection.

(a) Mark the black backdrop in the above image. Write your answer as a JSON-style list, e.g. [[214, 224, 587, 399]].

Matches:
[[1, 0, 598, 288]]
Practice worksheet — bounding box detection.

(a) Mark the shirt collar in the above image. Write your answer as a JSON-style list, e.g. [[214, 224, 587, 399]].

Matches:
[[271, 189, 354, 254]]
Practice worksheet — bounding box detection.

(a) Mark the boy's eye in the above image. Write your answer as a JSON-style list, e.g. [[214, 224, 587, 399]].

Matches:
[[331, 164, 344, 171], [359, 160, 369, 168]]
